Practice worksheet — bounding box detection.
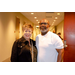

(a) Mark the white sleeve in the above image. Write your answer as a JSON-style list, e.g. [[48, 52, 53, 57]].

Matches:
[[35, 36, 38, 48], [54, 34, 64, 49]]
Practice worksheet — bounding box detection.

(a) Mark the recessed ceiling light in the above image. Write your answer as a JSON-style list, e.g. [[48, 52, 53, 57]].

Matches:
[[52, 21, 55, 25], [54, 20, 56, 21], [31, 13, 34, 14], [52, 24, 54, 25], [55, 17, 58, 19], [38, 22, 39, 23], [57, 13, 60, 15], [34, 17, 37, 19], [36, 20, 38, 21], [36, 26, 39, 27]]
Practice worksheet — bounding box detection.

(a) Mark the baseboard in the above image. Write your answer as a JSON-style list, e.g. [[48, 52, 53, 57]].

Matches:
[[2, 57, 11, 62]]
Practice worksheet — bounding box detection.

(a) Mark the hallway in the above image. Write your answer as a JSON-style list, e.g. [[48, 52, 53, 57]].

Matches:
[[0, 12, 64, 62]]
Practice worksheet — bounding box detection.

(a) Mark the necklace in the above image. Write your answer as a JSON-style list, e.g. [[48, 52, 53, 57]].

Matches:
[[29, 40, 33, 62]]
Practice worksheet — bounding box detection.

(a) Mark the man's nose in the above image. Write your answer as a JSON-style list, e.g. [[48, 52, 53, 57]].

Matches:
[[41, 23, 45, 26]]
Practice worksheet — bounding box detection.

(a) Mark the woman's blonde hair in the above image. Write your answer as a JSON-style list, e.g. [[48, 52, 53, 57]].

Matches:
[[22, 23, 33, 31]]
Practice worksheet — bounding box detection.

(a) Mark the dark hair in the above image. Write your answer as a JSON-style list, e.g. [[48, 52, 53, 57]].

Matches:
[[57, 32, 61, 35]]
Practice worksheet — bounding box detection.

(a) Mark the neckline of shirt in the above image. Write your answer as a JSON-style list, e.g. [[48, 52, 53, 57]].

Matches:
[[41, 31, 50, 37]]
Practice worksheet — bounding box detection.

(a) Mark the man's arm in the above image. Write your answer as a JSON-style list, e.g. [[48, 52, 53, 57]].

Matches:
[[56, 48, 64, 62]]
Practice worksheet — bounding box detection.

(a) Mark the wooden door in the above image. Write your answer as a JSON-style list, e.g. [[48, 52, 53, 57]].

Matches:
[[16, 17, 20, 40], [63, 12, 75, 62]]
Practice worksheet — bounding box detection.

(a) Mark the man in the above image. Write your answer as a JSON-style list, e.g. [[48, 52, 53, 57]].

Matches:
[[36, 19, 64, 62], [57, 32, 63, 40]]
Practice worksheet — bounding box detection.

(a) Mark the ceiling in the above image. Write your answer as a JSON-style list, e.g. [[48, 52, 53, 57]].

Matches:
[[20, 12, 64, 27]]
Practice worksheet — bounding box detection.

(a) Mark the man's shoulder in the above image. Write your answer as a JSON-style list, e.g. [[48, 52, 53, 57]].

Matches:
[[48, 31, 57, 37], [50, 31, 58, 36], [35, 34, 41, 41], [48, 31, 60, 40], [36, 34, 41, 38]]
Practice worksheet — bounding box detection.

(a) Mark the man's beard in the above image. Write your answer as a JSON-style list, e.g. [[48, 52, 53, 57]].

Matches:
[[40, 28, 49, 33]]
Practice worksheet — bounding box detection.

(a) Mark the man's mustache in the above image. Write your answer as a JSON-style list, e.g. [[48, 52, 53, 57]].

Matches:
[[40, 27, 46, 29]]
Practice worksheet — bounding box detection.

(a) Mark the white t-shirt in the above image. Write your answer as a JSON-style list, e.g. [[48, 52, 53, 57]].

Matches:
[[36, 31, 64, 62]]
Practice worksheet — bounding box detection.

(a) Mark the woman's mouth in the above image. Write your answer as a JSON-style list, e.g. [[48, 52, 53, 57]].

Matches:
[[26, 35, 30, 37]]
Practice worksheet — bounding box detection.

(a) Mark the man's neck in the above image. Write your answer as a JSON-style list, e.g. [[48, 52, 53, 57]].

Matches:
[[41, 30, 49, 35]]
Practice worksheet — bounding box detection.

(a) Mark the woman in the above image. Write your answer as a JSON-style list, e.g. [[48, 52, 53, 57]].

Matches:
[[11, 23, 37, 62]]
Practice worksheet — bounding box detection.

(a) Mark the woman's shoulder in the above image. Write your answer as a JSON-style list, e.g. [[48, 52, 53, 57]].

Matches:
[[14, 37, 23, 44]]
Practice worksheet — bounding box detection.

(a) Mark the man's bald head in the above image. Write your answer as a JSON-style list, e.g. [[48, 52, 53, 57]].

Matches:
[[40, 19, 50, 25]]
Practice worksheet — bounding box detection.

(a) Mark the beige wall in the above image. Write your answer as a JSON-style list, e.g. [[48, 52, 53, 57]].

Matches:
[[32, 24, 37, 40], [56, 20, 64, 39], [32, 24, 41, 40], [0, 12, 34, 62], [49, 26, 55, 32]]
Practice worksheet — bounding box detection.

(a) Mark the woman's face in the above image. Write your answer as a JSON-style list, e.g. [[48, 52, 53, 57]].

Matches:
[[23, 28, 32, 39]]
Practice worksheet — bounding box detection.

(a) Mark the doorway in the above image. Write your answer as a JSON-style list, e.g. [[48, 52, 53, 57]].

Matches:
[[63, 12, 75, 62], [16, 17, 20, 40]]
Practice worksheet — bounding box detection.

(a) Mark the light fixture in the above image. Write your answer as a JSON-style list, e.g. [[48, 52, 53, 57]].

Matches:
[[36, 26, 39, 28], [38, 22, 39, 23], [36, 20, 38, 21], [31, 13, 34, 14], [54, 20, 56, 21], [52, 21, 54, 25], [52, 23, 54, 25], [34, 17, 37, 19], [57, 13, 60, 15], [55, 17, 58, 19]]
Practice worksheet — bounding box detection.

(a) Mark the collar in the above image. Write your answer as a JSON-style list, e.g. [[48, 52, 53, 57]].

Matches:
[[20, 36, 32, 43], [42, 31, 50, 37], [21, 36, 27, 42]]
